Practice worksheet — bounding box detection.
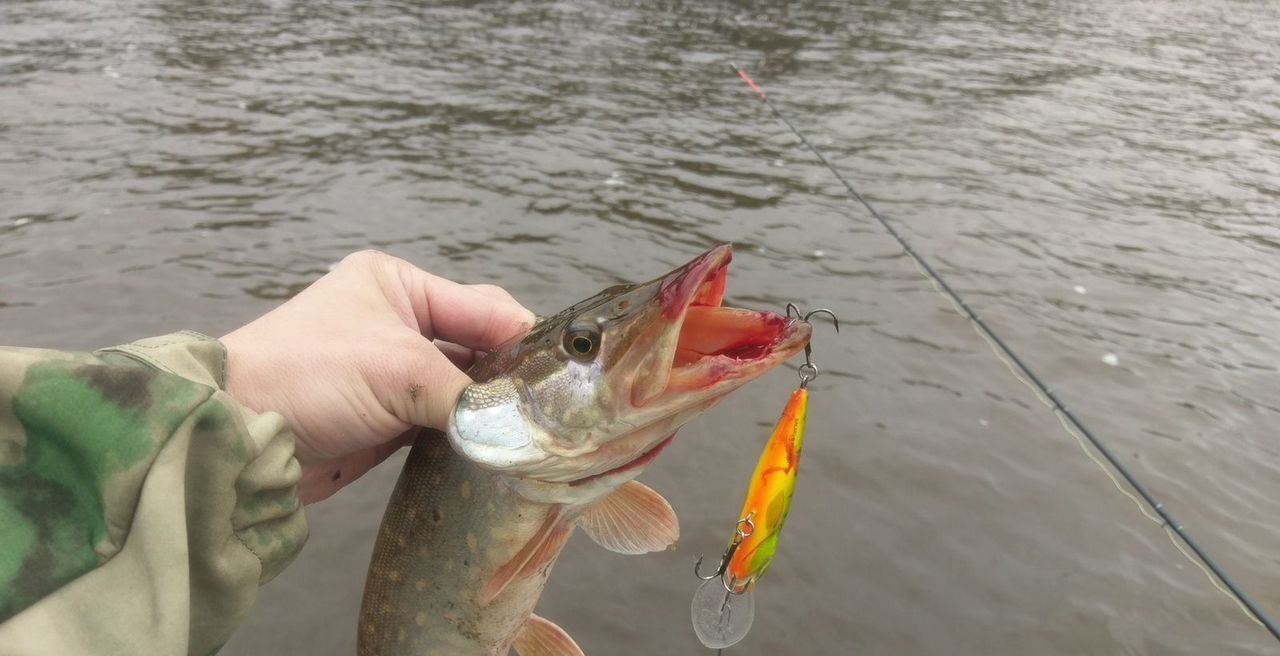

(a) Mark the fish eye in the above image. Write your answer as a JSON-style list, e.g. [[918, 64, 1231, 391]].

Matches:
[[563, 324, 601, 361]]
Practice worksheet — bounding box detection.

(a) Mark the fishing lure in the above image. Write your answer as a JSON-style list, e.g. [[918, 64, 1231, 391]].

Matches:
[[691, 305, 838, 650]]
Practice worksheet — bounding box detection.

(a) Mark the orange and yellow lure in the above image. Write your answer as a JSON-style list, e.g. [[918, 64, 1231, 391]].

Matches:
[[727, 385, 807, 589], [691, 306, 835, 651]]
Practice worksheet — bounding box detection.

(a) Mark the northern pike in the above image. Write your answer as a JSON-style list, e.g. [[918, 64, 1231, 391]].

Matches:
[[358, 245, 811, 655]]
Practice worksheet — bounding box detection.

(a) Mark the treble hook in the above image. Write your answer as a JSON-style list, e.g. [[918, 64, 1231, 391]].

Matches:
[[693, 512, 755, 594], [785, 304, 839, 387]]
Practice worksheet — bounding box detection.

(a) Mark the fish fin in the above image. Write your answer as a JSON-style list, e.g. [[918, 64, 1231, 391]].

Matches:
[[512, 613, 584, 656], [579, 480, 679, 555], [516, 520, 573, 579], [483, 507, 571, 605]]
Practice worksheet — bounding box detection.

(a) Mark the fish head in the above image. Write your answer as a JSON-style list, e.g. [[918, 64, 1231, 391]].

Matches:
[[448, 244, 811, 498]]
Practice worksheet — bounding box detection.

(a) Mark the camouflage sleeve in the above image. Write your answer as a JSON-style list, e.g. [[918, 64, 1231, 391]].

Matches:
[[0, 331, 308, 655]]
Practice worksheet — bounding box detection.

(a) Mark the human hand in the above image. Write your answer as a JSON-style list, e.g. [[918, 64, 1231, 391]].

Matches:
[[220, 251, 535, 503]]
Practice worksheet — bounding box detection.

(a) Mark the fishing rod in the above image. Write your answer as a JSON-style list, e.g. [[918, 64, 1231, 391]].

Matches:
[[729, 63, 1280, 645]]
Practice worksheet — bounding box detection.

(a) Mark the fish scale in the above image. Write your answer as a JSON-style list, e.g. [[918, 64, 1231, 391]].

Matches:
[[359, 431, 554, 656]]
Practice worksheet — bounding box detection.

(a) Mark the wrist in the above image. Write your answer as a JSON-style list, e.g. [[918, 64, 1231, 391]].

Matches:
[[219, 329, 269, 413]]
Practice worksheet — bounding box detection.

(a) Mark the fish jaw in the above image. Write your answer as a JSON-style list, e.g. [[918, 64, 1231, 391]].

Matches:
[[448, 244, 812, 494], [625, 244, 732, 406]]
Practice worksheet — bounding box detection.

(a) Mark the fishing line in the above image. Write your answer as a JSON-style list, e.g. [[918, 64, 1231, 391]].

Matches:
[[729, 63, 1280, 643]]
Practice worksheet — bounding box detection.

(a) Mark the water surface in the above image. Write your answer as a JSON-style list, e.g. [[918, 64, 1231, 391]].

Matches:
[[2, 1, 1278, 654]]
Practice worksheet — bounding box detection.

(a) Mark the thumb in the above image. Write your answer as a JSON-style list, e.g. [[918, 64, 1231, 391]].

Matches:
[[372, 334, 476, 432]]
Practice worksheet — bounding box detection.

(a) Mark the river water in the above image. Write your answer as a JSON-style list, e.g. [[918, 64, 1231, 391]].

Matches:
[[3, 1, 1279, 654]]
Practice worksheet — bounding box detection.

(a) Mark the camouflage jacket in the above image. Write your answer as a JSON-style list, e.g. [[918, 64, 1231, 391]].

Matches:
[[0, 332, 308, 655]]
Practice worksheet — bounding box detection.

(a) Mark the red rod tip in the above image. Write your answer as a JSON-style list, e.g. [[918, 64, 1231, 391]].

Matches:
[[735, 68, 768, 102]]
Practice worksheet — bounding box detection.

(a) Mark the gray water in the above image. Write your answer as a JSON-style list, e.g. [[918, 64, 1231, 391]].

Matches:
[[2, 1, 1279, 654]]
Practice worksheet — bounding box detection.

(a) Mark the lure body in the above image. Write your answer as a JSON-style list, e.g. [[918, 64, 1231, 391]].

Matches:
[[690, 386, 809, 649], [727, 386, 808, 589]]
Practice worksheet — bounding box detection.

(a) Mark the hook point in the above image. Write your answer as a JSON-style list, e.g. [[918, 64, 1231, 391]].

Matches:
[[804, 308, 839, 333]]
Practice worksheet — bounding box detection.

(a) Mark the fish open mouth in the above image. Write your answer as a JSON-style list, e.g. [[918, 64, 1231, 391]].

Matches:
[[632, 244, 809, 406], [558, 245, 812, 486]]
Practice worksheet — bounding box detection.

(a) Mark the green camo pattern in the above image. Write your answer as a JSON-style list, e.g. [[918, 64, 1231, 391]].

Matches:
[[2, 359, 206, 620], [0, 333, 308, 655]]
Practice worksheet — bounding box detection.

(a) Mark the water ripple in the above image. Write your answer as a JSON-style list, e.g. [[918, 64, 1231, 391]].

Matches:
[[1, 1, 1277, 654]]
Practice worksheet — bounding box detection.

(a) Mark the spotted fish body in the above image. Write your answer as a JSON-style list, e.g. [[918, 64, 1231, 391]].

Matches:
[[359, 430, 557, 655], [359, 246, 811, 655]]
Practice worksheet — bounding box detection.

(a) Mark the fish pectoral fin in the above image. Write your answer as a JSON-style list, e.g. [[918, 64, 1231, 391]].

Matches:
[[512, 613, 584, 656], [579, 480, 679, 555]]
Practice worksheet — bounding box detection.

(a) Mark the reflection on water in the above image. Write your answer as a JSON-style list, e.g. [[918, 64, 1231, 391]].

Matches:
[[2, 1, 1278, 654]]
